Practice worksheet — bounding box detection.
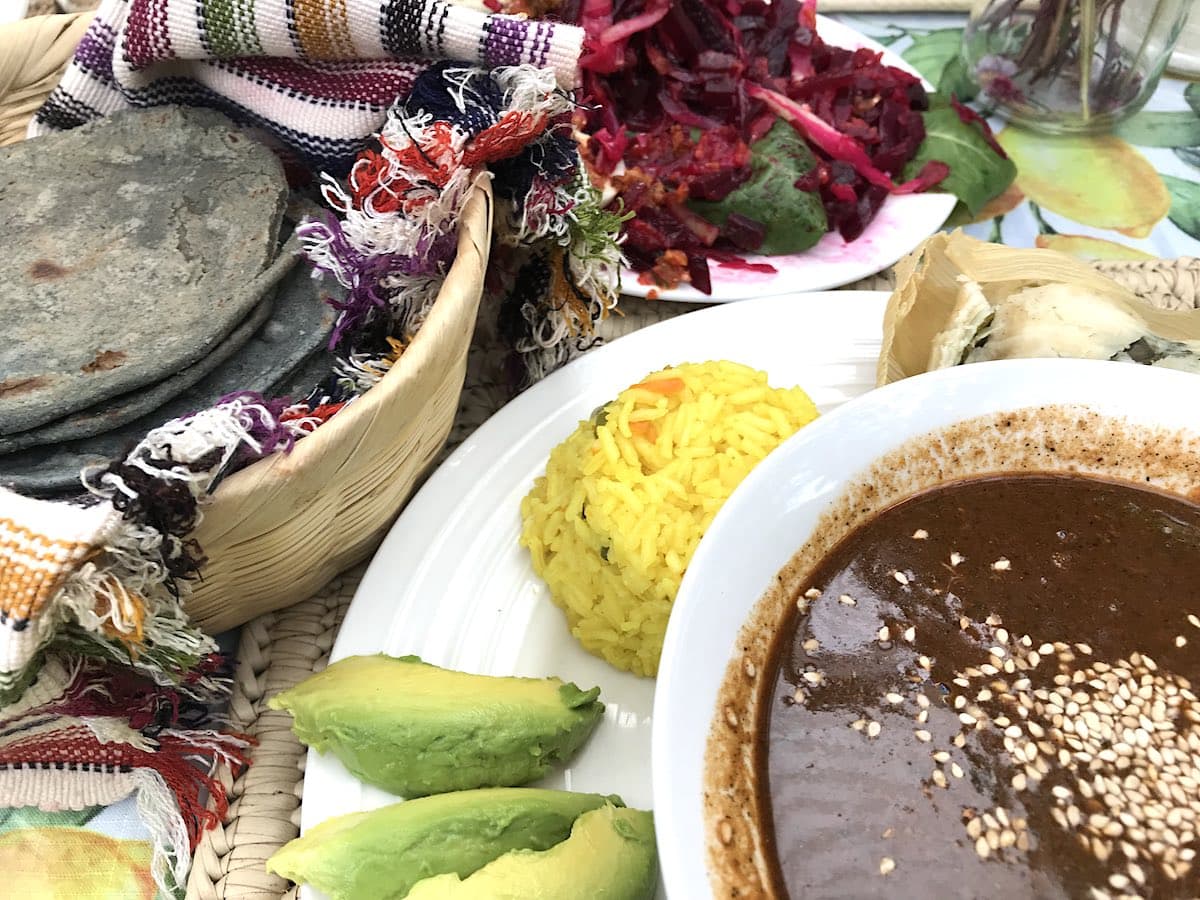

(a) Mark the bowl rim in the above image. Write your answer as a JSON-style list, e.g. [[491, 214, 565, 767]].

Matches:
[[651, 357, 1200, 899]]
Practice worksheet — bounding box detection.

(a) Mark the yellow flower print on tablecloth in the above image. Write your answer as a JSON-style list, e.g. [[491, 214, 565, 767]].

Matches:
[[997, 129, 1170, 238], [1034, 234, 1156, 261], [0, 827, 155, 899]]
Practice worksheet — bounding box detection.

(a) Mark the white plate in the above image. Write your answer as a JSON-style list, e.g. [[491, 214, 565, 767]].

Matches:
[[618, 15, 957, 303], [299, 291, 890, 896], [653, 358, 1200, 898]]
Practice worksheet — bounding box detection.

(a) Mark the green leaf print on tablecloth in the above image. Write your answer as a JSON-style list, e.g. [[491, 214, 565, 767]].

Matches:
[[1162, 175, 1200, 241], [900, 28, 977, 100], [1115, 112, 1200, 148], [0, 806, 99, 831]]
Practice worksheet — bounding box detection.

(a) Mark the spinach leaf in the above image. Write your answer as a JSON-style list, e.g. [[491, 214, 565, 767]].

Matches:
[[688, 121, 827, 256], [903, 98, 1016, 217]]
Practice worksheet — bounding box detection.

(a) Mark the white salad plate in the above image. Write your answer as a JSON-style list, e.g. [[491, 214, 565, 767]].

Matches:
[[619, 15, 958, 303], [299, 290, 890, 897], [653, 358, 1200, 898]]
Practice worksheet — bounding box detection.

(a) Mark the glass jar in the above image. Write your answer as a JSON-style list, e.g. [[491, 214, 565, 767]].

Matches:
[[962, 0, 1193, 134]]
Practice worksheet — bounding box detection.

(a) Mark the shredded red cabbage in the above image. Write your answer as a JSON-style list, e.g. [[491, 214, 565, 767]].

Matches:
[[573, 0, 947, 292]]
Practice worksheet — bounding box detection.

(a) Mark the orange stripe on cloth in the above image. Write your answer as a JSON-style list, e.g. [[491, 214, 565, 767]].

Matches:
[[292, 0, 340, 59], [327, 0, 355, 58], [0, 518, 93, 624]]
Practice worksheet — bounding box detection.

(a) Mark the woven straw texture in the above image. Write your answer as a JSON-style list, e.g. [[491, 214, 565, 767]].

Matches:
[[0, 14, 495, 634]]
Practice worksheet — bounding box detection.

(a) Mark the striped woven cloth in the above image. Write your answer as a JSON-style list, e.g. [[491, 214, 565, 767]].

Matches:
[[33, 0, 584, 171]]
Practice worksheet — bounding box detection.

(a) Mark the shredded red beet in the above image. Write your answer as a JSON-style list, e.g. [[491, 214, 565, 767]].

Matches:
[[574, 0, 946, 292]]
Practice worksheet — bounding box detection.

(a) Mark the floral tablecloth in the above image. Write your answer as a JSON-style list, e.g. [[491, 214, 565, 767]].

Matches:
[[845, 13, 1200, 261], [5, 10, 1198, 900]]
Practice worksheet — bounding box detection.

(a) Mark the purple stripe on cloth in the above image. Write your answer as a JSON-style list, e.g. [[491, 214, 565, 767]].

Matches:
[[231, 57, 425, 105], [484, 17, 526, 68], [73, 23, 119, 83]]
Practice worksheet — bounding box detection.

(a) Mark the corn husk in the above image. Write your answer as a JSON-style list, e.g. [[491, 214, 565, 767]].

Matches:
[[877, 231, 1200, 386]]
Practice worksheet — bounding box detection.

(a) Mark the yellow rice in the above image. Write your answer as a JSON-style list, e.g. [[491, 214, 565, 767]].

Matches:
[[519, 360, 819, 677]]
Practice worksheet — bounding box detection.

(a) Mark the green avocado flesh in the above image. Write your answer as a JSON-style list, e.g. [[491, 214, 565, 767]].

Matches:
[[687, 120, 827, 256], [404, 803, 658, 900], [265, 788, 621, 900], [267, 654, 605, 796]]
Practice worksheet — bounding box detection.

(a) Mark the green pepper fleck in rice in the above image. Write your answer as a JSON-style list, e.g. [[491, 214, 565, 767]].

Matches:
[[520, 360, 818, 677]]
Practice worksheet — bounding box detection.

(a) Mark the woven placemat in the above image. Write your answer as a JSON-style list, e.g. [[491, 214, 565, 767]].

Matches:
[[188, 255, 1200, 900]]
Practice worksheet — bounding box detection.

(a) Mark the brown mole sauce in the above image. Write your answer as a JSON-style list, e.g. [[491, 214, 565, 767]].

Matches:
[[758, 474, 1200, 899]]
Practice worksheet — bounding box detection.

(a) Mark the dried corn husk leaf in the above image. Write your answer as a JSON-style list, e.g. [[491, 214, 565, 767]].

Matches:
[[878, 231, 1200, 386]]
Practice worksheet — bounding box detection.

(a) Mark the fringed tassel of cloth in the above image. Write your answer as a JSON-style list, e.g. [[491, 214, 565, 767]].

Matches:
[[298, 62, 627, 384], [0, 656, 252, 897]]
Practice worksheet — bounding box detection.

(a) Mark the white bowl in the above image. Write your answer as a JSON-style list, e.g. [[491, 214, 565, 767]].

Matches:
[[652, 358, 1200, 898]]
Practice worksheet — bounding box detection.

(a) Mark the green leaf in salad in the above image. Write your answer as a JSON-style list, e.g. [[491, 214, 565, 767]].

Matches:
[[1161, 174, 1200, 241], [687, 120, 827, 256], [1114, 110, 1200, 148], [937, 55, 979, 103], [903, 97, 1017, 218]]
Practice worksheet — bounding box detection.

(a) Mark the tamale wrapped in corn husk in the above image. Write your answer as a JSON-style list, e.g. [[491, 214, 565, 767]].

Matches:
[[878, 232, 1200, 387]]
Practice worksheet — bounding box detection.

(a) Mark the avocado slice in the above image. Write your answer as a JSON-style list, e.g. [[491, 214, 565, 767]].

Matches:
[[404, 803, 658, 899], [268, 654, 605, 796], [266, 787, 621, 900]]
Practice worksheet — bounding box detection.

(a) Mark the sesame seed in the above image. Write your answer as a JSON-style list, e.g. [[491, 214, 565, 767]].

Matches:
[[745, 660, 757, 678], [1012, 772, 1027, 791], [918, 655, 932, 670], [932, 769, 948, 788], [851, 719, 866, 731], [804, 588, 821, 599], [933, 751, 950, 762], [951, 762, 964, 779], [975, 836, 990, 859], [879, 857, 895, 876], [718, 820, 734, 845], [916, 694, 930, 709], [959, 616, 971, 630], [912, 529, 929, 540], [893, 571, 909, 585], [959, 713, 978, 727], [838, 594, 856, 606], [914, 729, 932, 743], [878, 626, 891, 642], [1188, 613, 1200, 629], [991, 558, 1011, 571], [803, 638, 820, 653], [885, 692, 905, 705], [1176, 635, 1187, 648], [950, 552, 965, 567], [903, 626, 916, 642], [867, 720, 882, 738], [726, 708, 739, 727], [792, 687, 806, 704], [803, 671, 824, 686]]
